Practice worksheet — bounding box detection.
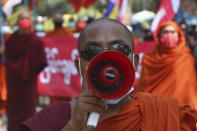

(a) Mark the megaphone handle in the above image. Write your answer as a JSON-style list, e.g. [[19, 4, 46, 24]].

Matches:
[[87, 112, 100, 128]]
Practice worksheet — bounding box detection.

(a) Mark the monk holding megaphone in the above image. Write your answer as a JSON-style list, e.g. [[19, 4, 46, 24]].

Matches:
[[63, 18, 197, 131]]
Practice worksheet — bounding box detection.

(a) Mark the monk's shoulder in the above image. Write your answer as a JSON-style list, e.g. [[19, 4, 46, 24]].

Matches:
[[27, 33, 43, 48], [46, 30, 54, 35], [22, 102, 71, 131], [5, 32, 18, 43], [134, 92, 179, 108], [29, 33, 42, 42]]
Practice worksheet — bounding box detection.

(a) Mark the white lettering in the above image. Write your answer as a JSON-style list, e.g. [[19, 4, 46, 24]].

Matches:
[[40, 47, 79, 85]]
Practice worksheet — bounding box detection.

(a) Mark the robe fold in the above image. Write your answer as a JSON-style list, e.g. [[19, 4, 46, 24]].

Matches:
[[137, 21, 197, 110], [5, 31, 47, 131], [21, 102, 71, 131], [0, 62, 6, 114], [95, 92, 197, 131], [0, 34, 10, 114]]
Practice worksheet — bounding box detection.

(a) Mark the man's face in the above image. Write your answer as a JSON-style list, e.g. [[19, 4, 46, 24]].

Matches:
[[18, 12, 32, 33], [160, 25, 178, 38], [77, 22, 134, 81]]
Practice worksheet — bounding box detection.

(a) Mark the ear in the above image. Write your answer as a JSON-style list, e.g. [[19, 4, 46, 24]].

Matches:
[[134, 54, 139, 72], [75, 58, 80, 74]]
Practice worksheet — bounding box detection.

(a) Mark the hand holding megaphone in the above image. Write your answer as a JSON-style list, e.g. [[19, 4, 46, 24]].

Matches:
[[86, 50, 135, 128]]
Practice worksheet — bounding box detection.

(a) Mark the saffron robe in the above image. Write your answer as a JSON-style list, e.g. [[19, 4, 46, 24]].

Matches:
[[0, 34, 10, 114], [137, 21, 197, 110], [0, 61, 6, 114], [95, 92, 197, 131], [47, 28, 73, 37]]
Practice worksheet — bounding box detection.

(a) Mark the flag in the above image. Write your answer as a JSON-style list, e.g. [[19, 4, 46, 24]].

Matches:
[[150, 0, 180, 34], [103, 0, 128, 24], [118, 0, 128, 23], [2, 0, 8, 5], [2, 0, 22, 16], [68, 0, 97, 12], [29, 0, 40, 10]]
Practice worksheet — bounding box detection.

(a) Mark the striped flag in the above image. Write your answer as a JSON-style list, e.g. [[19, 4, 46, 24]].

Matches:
[[29, 0, 40, 10], [2, 0, 8, 5], [2, 0, 22, 16], [151, 0, 181, 34], [103, 0, 128, 24]]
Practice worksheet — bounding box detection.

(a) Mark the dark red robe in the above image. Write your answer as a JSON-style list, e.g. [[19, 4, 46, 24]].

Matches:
[[21, 102, 71, 131], [5, 31, 47, 131]]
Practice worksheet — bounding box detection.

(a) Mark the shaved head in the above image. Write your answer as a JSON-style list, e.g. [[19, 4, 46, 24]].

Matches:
[[78, 18, 134, 52], [53, 13, 63, 21], [53, 13, 63, 28], [75, 18, 139, 85], [18, 11, 31, 20]]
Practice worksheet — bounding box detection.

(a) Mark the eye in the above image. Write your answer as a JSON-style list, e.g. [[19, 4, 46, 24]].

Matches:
[[80, 46, 103, 61], [109, 44, 130, 55], [86, 46, 103, 56]]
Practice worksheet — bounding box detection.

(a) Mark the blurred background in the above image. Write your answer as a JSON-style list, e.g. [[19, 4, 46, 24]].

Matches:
[[0, 0, 197, 130]]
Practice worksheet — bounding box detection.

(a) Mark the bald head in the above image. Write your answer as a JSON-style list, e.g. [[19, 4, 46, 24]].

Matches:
[[53, 13, 63, 28], [53, 13, 63, 21], [18, 11, 31, 20], [78, 18, 134, 52]]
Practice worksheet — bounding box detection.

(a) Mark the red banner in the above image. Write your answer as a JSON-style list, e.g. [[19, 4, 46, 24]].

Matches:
[[133, 40, 156, 87], [38, 36, 81, 97]]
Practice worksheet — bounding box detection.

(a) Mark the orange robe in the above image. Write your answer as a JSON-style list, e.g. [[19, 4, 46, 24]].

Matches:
[[137, 21, 197, 110], [0, 61, 7, 114], [95, 92, 197, 131], [47, 28, 73, 37], [21, 93, 197, 131], [0, 34, 10, 114]]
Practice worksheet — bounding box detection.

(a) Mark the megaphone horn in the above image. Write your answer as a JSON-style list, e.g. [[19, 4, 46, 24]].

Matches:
[[86, 50, 135, 100]]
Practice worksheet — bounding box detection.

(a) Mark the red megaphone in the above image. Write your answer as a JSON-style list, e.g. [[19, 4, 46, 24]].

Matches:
[[86, 50, 135, 100]]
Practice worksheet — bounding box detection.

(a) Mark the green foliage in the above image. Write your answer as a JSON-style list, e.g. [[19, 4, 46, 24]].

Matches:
[[130, 0, 160, 13], [92, 0, 108, 13], [5, 0, 160, 26], [36, 0, 74, 17], [6, 5, 25, 26]]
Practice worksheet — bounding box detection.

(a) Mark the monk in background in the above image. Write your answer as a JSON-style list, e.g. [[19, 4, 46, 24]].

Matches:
[[0, 21, 13, 126], [137, 21, 197, 110], [47, 13, 73, 37], [5, 11, 47, 131], [47, 13, 73, 105]]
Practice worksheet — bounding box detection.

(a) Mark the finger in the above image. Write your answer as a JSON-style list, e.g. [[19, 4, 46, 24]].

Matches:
[[80, 89, 95, 97], [77, 103, 104, 114], [82, 75, 88, 91], [78, 88, 108, 110], [79, 96, 108, 110]]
